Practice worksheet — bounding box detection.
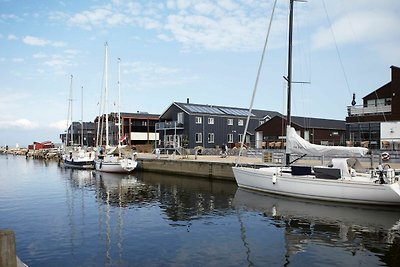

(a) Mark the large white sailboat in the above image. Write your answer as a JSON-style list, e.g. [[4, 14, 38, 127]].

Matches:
[[95, 43, 138, 173], [232, 0, 400, 205]]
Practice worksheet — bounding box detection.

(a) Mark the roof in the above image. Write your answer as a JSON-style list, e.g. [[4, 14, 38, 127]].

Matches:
[[160, 102, 281, 119], [119, 112, 160, 119], [256, 114, 345, 131]]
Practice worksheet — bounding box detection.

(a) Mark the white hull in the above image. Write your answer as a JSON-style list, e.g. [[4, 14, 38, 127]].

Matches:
[[232, 166, 400, 205], [95, 157, 137, 173]]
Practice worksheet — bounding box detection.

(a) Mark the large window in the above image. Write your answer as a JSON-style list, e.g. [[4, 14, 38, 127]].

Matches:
[[208, 133, 214, 143], [195, 133, 202, 143], [195, 116, 202, 124], [177, 112, 184, 124], [238, 134, 243, 143], [228, 133, 234, 143]]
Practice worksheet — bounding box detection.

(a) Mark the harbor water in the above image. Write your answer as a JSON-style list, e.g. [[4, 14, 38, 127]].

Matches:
[[1, 155, 400, 266]]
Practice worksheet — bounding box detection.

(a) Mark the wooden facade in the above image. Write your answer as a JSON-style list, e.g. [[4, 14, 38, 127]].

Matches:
[[346, 66, 400, 149], [157, 102, 281, 149], [256, 115, 346, 149], [95, 112, 159, 147]]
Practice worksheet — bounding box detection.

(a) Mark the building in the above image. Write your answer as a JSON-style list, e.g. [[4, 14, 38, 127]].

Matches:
[[60, 122, 96, 147], [346, 66, 400, 150], [95, 112, 159, 147], [28, 141, 55, 150], [156, 101, 281, 150], [255, 115, 346, 149]]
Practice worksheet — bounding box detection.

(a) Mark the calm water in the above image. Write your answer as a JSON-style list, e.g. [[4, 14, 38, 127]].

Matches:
[[1, 155, 400, 267]]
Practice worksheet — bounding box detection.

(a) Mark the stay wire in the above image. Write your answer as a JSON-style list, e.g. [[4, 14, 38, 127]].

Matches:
[[236, 0, 278, 166]]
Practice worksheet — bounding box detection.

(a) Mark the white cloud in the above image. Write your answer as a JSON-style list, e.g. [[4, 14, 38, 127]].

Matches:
[[0, 14, 20, 21], [0, 119, 39, 129], [312, 11, 400, 49], [7, 34, 18, 40], [11, 58, 24, 63], [122, 61, 197, 90], [22, 35, 66, 47], [49, 120, 68, 131]]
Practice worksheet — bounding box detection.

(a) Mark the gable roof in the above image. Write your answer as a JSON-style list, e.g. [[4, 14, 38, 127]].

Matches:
[[256, 114, 345, 131], [160, 102, 281, 119]]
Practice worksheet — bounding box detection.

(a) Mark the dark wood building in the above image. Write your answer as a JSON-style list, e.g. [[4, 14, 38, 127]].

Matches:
[[346, 66, 400, 150], [95, 112, 159, 147], [256, 115, 346, 149], [157, 101, 281, 150], [60, 122, 96, 147]]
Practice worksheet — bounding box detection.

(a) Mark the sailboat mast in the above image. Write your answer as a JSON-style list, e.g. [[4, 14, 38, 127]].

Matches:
[[285, 0, 294, 166], [81, 86, 84, 147], [117, 58, 122, 147], [105, 42, 109, 147], [69, 74, 73, 146]]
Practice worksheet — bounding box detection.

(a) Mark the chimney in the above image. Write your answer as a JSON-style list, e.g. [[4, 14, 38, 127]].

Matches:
[[186, 98, 190, 104]]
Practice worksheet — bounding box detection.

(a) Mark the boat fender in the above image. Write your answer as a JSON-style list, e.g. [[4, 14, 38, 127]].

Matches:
[[381, 152, 390, 161], [272, 174, 277, 184]]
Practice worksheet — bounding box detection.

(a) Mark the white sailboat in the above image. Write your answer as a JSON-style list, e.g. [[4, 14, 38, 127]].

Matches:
[[232, 0, 400, 205], [95, 43, 138, 173], [63, 75, 95, 169]]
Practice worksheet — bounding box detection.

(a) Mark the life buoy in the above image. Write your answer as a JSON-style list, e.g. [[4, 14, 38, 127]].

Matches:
[[381, 152, 390, 161]]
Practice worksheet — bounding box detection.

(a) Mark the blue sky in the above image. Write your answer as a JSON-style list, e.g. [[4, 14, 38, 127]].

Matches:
[[1, 0, 399, 146]]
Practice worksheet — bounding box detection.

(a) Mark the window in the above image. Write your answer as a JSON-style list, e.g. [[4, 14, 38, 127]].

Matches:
[[238, 134, 243, 143], [195, 117, 202, 124], [238, 119, 244, 126], [227, 118, 233, 125], [208, 133, 214, 143], [177, 112, 184, 124], [259, 120, 264, 126], [228, 133, 234, 143], [195, 133, 202, 143], [208, 117, 214, 124]]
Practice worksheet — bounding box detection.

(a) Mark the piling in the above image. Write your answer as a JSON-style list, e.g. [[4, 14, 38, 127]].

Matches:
[[0, 229, 17, 267]]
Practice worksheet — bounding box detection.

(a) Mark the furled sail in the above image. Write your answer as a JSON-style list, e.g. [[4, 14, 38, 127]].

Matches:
[[286, 127, 368, 157]]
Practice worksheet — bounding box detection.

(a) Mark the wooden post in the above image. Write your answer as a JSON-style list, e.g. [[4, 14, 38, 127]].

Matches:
[[0, 229, 17, 267]]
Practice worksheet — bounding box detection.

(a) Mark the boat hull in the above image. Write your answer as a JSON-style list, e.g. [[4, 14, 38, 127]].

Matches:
[[232, 166, 400, 205], [64, 159, 94, 170], [95, 158, 137, 173]]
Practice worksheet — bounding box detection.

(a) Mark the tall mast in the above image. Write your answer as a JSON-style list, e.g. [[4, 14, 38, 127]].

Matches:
[[105, 42, 109, 147], [285, 0, 294, 166], [68, 74, 73, 146], [117, 57, 122, 147], [81, 86, 84, 147]]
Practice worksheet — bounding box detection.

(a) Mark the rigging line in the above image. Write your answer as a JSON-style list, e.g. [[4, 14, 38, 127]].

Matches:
[[236, 0, 278, 166], [321, 0, 370, 145], [321, 0, 352, 98]]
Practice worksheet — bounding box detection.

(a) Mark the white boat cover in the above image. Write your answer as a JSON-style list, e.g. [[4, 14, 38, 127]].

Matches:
[[286, 127, 368, 157]]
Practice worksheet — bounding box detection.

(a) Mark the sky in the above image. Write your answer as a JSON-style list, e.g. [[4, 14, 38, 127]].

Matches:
[[1, 0, 399, 147]]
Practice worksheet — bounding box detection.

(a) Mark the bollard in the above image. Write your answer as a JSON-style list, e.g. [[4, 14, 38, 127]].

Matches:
[[0, 229, 17, 267]]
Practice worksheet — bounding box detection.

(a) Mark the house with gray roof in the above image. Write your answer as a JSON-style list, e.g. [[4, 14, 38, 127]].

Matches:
[[156, 100, 281, 150], [255, 114, 346, 149]]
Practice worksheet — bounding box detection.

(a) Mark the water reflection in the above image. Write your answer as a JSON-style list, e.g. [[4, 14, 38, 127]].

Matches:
[[138, 172, 237, 223], [233, 188, 400, 266]]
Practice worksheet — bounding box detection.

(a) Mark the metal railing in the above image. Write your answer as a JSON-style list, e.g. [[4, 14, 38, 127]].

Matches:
[[347, 105, 391, 116]]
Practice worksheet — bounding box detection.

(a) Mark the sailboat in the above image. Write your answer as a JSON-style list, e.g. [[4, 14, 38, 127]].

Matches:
[[95, 43, 138, 173], [232, 0, 400, 205], [63, 76, 95, 169]]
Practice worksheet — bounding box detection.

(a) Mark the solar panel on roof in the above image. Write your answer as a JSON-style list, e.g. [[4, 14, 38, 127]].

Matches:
[[184, 104, 224, 114], [219, 107, 254, 116]]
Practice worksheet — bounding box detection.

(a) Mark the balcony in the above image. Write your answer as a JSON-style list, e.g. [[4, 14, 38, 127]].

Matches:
[[156, 121, 184, 131], [347, 104, 391, 117]]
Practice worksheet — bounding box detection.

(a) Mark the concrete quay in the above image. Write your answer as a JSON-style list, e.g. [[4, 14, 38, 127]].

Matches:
[[136, 152, 400, 181]]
